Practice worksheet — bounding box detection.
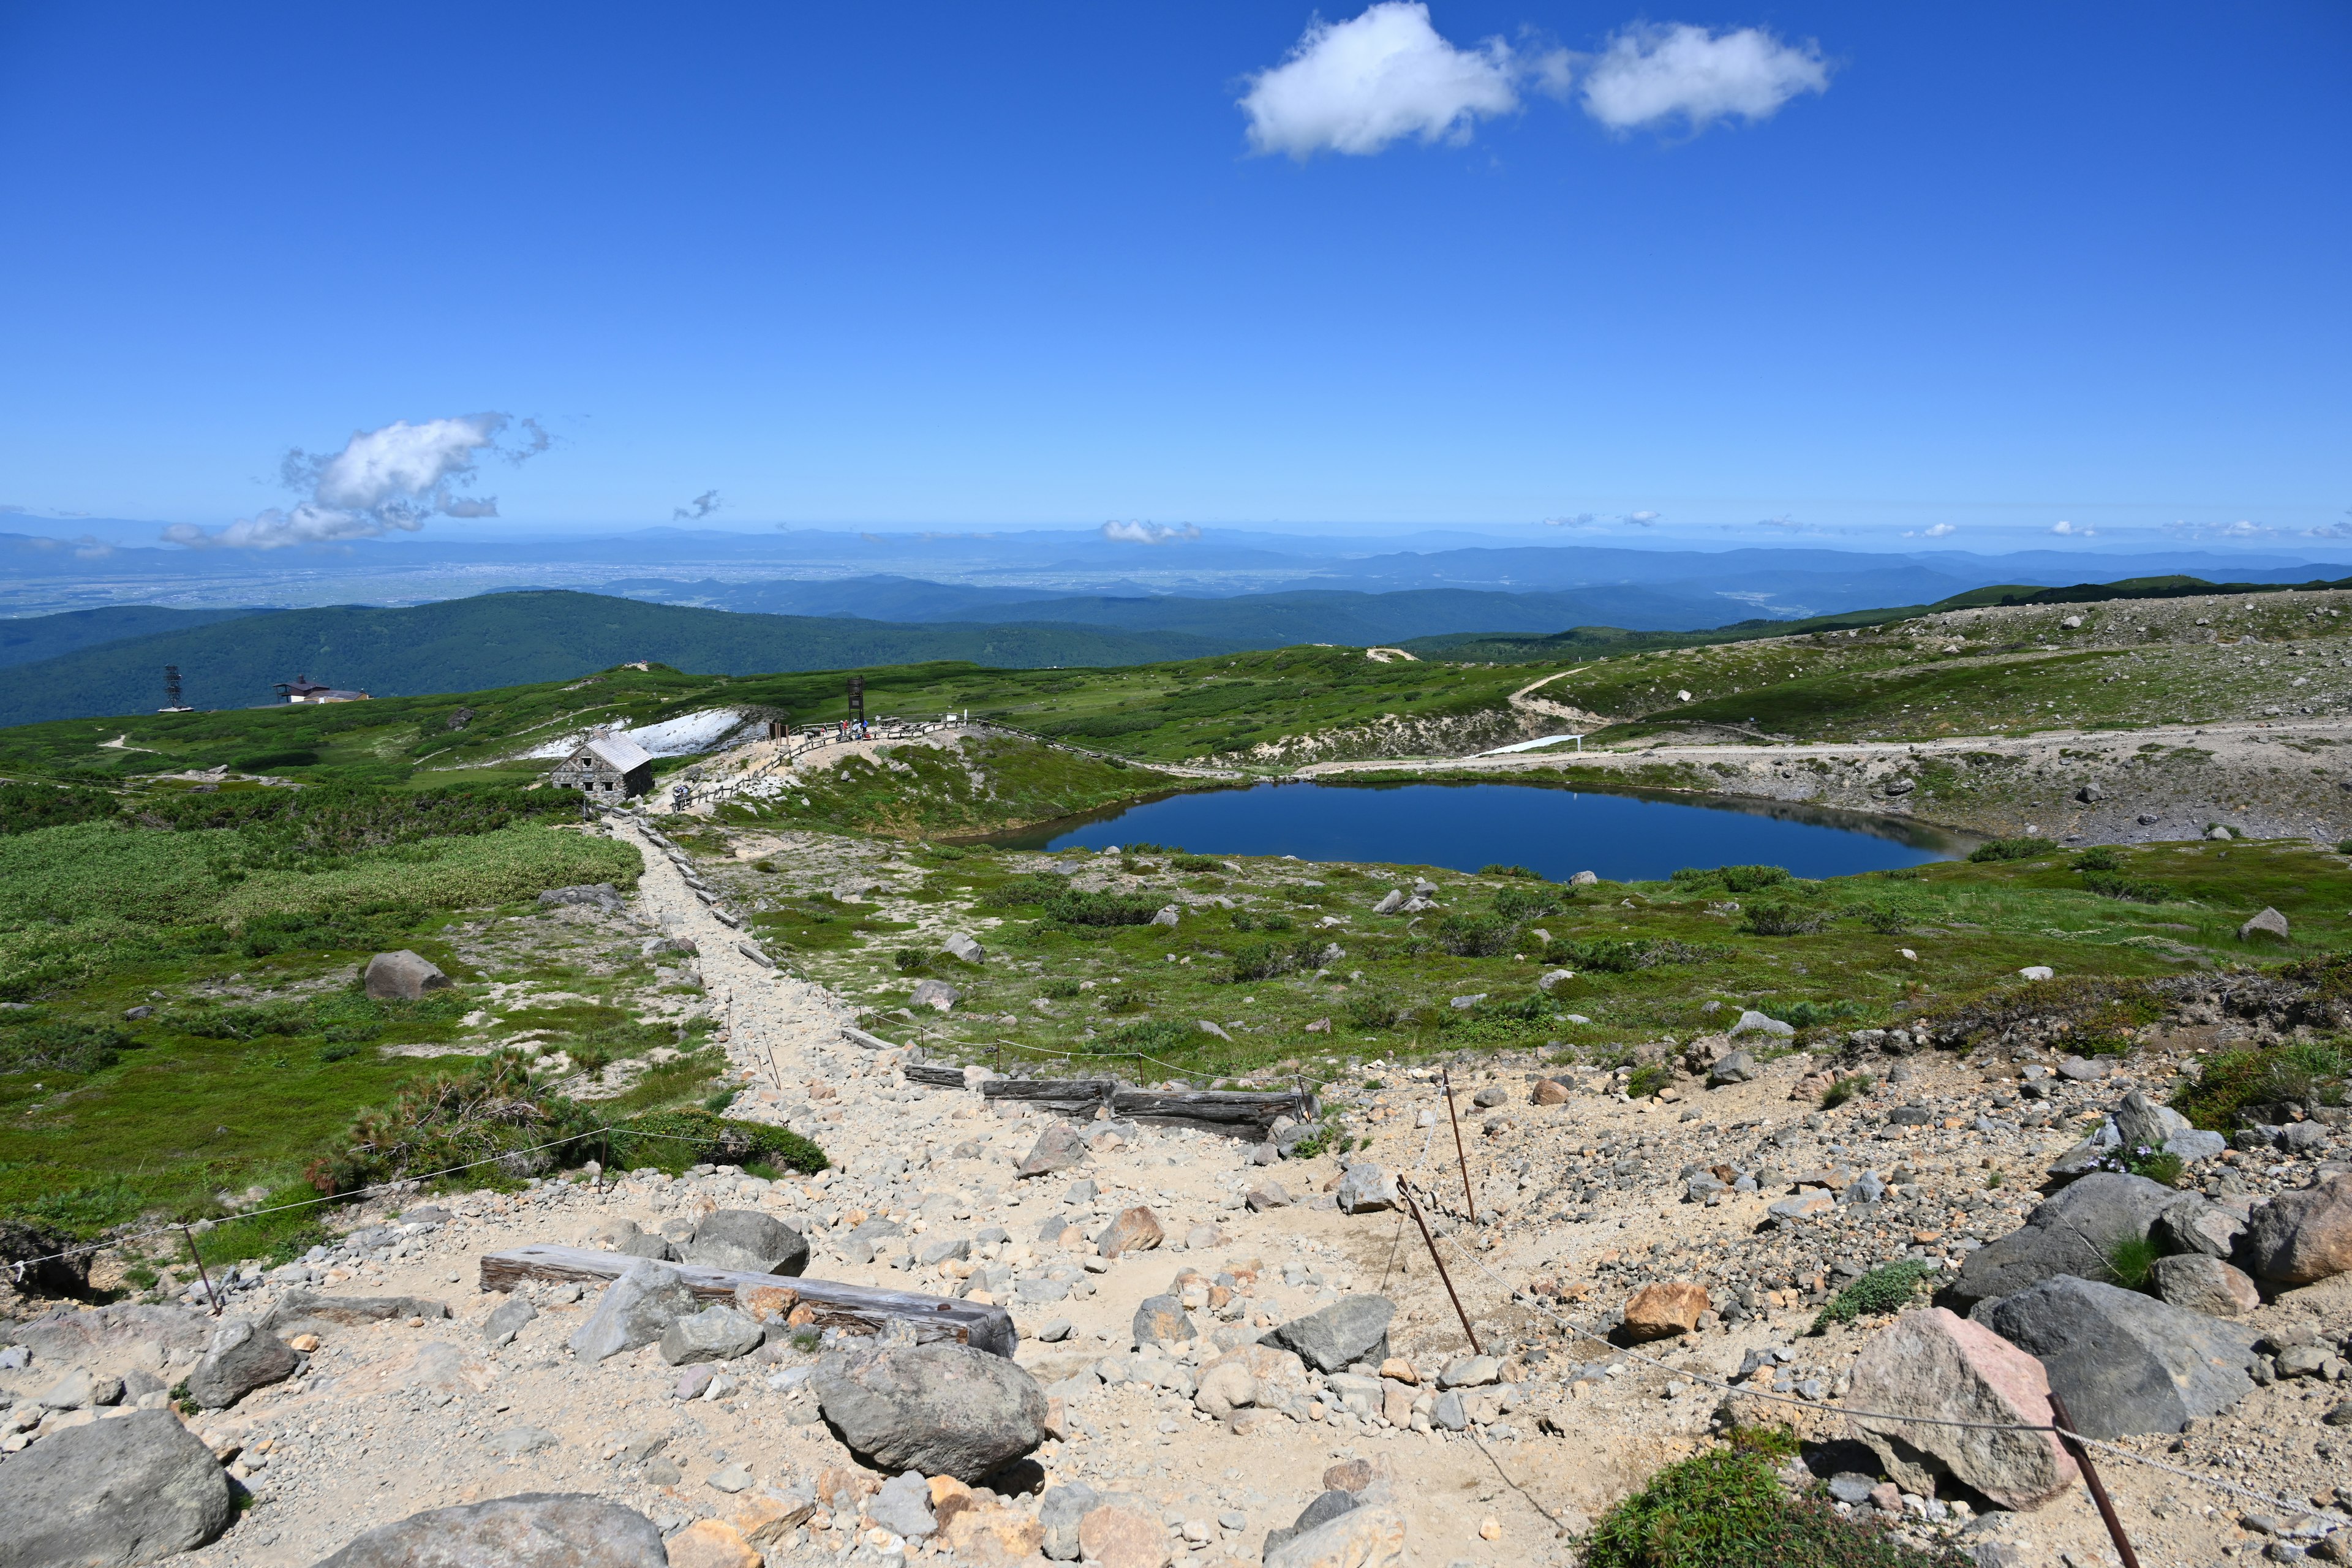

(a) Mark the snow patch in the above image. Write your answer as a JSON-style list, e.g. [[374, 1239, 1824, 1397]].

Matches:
[[519, 709, 749, 761]]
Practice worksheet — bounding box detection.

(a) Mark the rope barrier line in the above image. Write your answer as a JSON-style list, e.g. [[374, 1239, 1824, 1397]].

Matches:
[[1402, 1176, 2347, 1530], [2, 1123, 804, 1277]]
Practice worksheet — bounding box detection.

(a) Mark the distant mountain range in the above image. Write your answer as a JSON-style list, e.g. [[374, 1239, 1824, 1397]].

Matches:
[[0, 594, 1225, 729]]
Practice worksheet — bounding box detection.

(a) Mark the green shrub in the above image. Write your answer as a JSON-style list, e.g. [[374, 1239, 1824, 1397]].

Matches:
[[1171, 854, 1224, 872], [1546, 937, 1721, 973], [2079, 871, 2171, 903], [1096, 1019, 1196, 1058], [1229, 937, 1322, 983], [1764, 1000, 1862, 1031], [1811, 1260, 1937, 1332], [2173, 1041, 2352, 1129], [1820, 1073, 1871, 1109], [190, 1182, 336, 1268], [1492, 885, 1562, 921], [1584, 1437, 1967, 1568], [1345, 988, 1406, 1030], [1038, 978, 1082, 999], [1854, 906, 1915, 935], [1968, 838, 2047, 862], [2104, 1233, 2162, 1290], [1231, 911, 1294, 932], [1741, 903, 1825, 937], [306, 1052, 603, 1194], [1041, 888, 1165, 926], [0, 782, 118, 837], [1434, 914, 1516, 957], [894, 949, 930, 973], [1480, 862, 1542, 879], [0, 1016, 134, 1075], [601, 1108, 828, 1176], [1626, 1063, 1671, 1099], [1101, 986, 1150, 1014], [1719, 864, 1793, 894], [2070, 846, 2122, 872], [979, 873, 1068, 907]]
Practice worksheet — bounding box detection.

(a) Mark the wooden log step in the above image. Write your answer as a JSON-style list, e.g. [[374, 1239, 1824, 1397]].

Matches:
[[478, 1244, 1017, 1358], [1110, 1087, 1316, 1140], [902, 1064, 968, 1087], [979, 1079, 1117, 1115]]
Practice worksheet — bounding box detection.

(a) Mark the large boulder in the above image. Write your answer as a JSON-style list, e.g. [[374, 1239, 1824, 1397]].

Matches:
[[1974, 1275, 2258, 1438], [2239, 1173, 2352, 1285], [1947, 1172, 2180, 1310], [363, 950, 451, 1002], [2149, 1254, 2261, 1319], [2152, 1196, 2245, 1260], [186, 1319, 300, 1409], [810, 1341, 1048, 1482], [1264, 1507, 1406, 1568], [1015, 1123, 1089, 1178], [1622, 1282, 1709, 1341], [1844, 1308, 2078, 1511], [659, 1305, 766, 1365], [0, 1408, 232, 1567], [567, 1260, 698, 1363], [683, 1210, 809, 1276], [310, 1493, 666, 1568], [1334, 1164, 1398, 1215], [1264, 1295, 1395, 1374]]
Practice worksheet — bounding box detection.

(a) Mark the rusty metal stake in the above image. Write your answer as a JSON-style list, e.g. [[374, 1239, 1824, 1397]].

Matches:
[[1441, 1063, 1478, 1224], [2048, 1392, 2140, 1568], [1402, 1181, 1481, 1356], [181, 1223, 222, 1317]]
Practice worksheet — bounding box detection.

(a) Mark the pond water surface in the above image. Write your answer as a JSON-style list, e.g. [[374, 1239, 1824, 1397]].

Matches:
[[990, 780, 1963, 883]]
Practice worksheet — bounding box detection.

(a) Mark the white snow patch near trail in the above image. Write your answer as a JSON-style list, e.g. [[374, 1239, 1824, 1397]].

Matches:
[[519, 709, 748, 761]]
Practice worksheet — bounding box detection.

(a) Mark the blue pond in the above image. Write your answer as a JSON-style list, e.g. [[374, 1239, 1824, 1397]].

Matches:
[[993, 780, 1962, 883]]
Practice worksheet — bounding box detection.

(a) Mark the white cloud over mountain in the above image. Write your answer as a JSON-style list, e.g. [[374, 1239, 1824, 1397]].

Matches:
[[1577, 23, 1829, 132]]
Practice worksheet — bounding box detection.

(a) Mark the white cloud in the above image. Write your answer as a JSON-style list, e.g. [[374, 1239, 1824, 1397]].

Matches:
[[1904, 522, 1958, 539], [1625, 509, 1662, 526], [166, 414, 547, 549], [2307, 515, 2352, 540], [2050, 520, 2095, 537], [2218, 519, 2277, 538], [1240, 3, 1521, 159], [1578, 23, 1828, 133], [1542, 513, 1597, 529], [1101, 521, 1202, 545]]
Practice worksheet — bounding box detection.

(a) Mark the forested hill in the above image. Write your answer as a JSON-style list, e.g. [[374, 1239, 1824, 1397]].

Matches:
[[0, 591, 1223, 728]]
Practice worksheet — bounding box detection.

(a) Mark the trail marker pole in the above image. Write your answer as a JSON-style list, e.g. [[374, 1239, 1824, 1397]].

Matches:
[[1402, 1182, 1480, 1355], [182, 1223, 222, 1317], [1441, 1063, 1477, 1223], [2048, 1392, 2141, 1568]]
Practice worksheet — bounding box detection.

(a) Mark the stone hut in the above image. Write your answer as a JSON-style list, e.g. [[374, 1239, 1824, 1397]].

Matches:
[[550, 729, 655, 800]]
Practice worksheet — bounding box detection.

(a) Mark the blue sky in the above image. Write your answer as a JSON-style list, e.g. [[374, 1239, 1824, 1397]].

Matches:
[[0, 1, 2346, 553]]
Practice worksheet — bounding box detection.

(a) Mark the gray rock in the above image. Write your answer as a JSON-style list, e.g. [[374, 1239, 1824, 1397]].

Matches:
[[1133, 1295, 1196, 1349], [2151, 1254, 2261, 1318], [0, 1408, 232, 1568], [310, 1493, 666, 1568], [2154, 1196, 2245, 1259], [1039, 1482, 1100, 1561], [363, 950, 451, 1002], [1016, 1123, 1090, 1178], [489, 1426, 559, 1458], [186, 1320, 298, 1409], [1708, 1052, 1758, 1086], [484, 1297, 537, 1347], [1567, 870, 1599, 886], [1949, 1172, 2182, 1310], [2166, 1129, 2230, 1164], [868, 1471, 937, 1539], [1335, 1164, 1398, 1215], [658, 1305, 766, 1365], [1246, 1183, 1291, 1213], [2056, 1055, 2109, 1082], [567, 1260, 698, 1363], [1265, 1295, 1395, 1374], [1431, 1390, 1468, 1430], [2281, 1121, 2331, 1154], [910, 978, 961, 1011], [1728, 1010, 1795, 1039], [1197, 1020, 1234, 1042], [1975, 1275, 2259, 1437], [1828, 1474, 1877, 1505], [2241, 907, 2291, 943], [1471, 1086, 1507, 1109], [1263, 1491, 1359, 1559], [942, 933, 986, 965], [2113, 1092, 2185, 1161], [1371, 890, 1405, 914], [684, 1210, 809, 1276], [2238, 1173, 2352, 1285], [810, 1340, 1049, 1482]]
